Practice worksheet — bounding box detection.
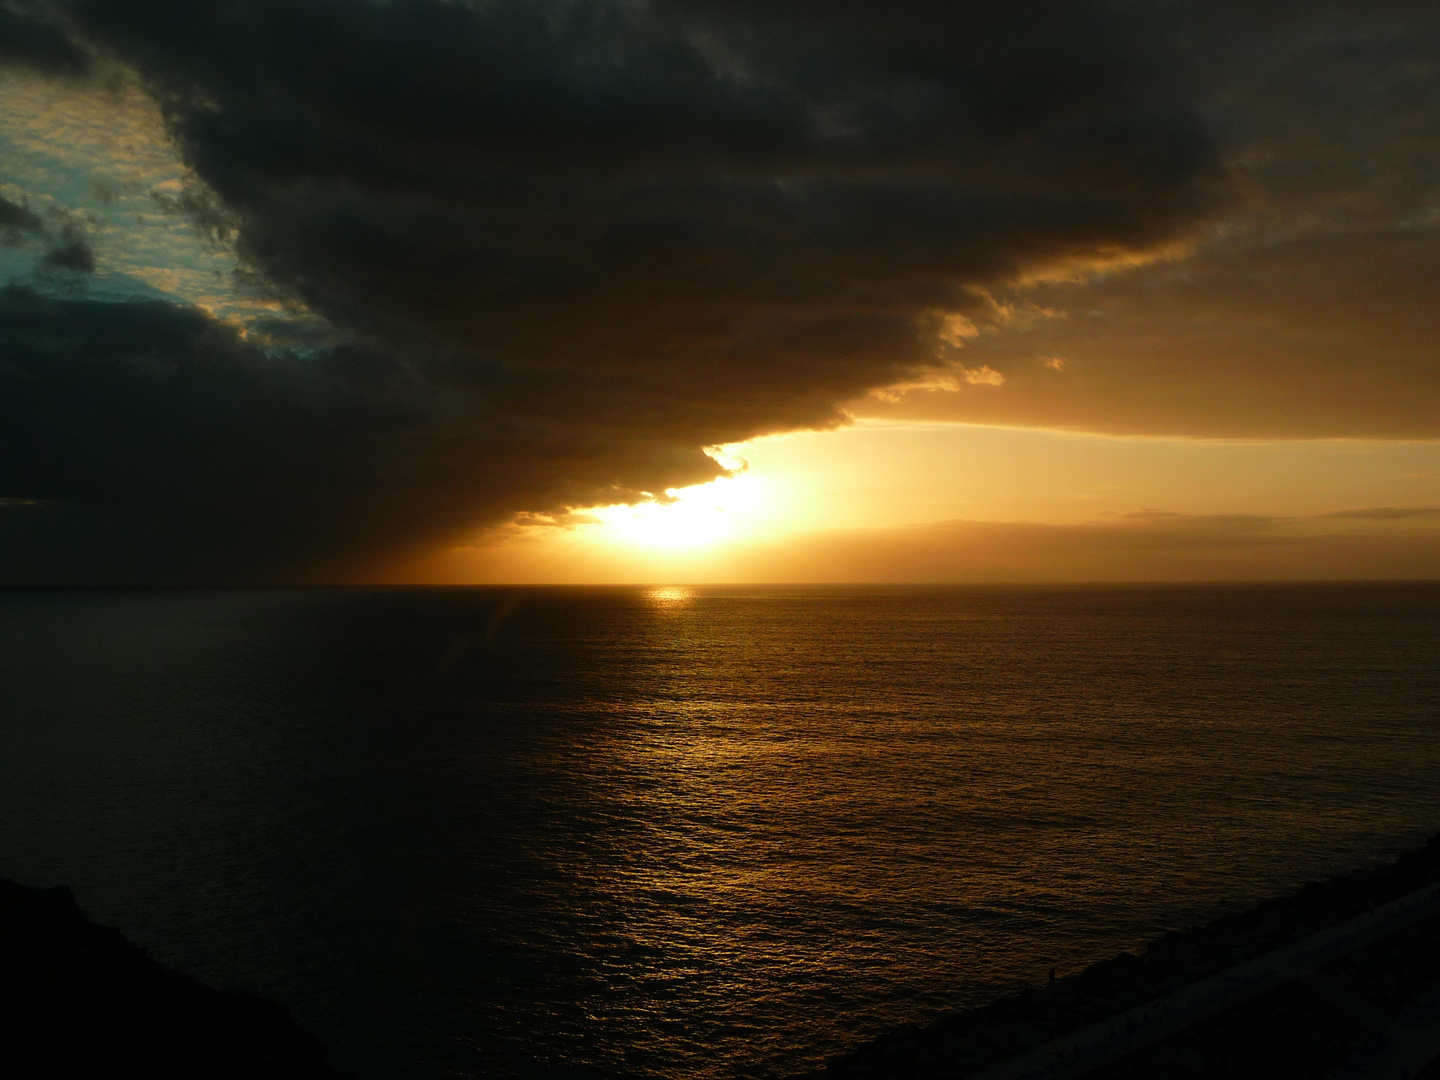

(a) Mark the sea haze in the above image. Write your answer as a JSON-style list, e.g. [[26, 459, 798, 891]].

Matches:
[[1, 584, 1438, 1079]]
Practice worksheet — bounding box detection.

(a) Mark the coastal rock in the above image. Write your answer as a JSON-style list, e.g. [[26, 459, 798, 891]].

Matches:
[[0, 878, 343, 1079]]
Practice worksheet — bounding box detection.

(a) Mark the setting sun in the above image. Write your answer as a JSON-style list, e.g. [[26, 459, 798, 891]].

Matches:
[[585, 455, 766, 549]]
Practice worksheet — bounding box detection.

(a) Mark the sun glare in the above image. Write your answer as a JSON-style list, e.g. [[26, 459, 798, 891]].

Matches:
[[590, 469, 763, 549]]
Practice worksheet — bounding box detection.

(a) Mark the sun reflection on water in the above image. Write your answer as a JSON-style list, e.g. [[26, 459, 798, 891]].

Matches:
[[645, 586, 694, 608]]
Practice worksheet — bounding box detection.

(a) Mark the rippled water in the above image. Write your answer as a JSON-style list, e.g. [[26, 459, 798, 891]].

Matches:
[[2, 584, 1439, 1078]]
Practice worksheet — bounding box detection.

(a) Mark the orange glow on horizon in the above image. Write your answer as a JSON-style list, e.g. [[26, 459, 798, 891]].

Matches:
[[395, 423, 1440, 586]]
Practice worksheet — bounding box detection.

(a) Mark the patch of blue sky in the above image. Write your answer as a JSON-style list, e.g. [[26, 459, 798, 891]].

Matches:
[[0, 68, 330, 347]]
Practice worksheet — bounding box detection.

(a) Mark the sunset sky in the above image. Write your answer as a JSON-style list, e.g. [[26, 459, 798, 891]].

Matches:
[[1, 0, 1438, 584]]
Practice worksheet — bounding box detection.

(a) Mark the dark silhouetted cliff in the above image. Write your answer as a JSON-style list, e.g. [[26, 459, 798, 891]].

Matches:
[[0, 878, 343, 1079]]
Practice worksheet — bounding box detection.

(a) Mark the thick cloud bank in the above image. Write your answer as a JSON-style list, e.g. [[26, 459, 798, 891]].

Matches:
[[0, 0, 1234, 581], [22, 1, 1438, 581], [0, 285, 732, 582]]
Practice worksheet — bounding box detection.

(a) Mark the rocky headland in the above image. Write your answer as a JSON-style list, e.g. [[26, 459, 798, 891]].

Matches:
[[0, 877, 343, 1079]]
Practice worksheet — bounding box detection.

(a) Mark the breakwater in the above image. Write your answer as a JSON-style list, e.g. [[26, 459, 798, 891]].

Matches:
[[811, 833, 1440, 1080]]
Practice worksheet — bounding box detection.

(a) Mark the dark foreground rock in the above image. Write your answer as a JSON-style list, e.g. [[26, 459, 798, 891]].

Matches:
[[0, 878, 343, 1079], [810, 832, 1440, 1080]]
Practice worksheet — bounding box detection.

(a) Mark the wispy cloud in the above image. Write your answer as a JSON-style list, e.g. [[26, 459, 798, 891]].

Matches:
[[1322, 507, 1440, 521]]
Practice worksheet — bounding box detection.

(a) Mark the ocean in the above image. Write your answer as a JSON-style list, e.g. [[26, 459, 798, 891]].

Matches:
[[2, 584, 1438, 1079]]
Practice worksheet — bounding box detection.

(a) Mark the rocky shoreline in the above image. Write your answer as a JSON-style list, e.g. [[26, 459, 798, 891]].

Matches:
[[809, 832, 1440, 1080], [7, 836, 1440, 1078], [0, 878, 343, 1079]]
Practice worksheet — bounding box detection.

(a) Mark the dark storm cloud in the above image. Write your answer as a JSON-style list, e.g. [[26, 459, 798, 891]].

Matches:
[[2, 0, 1234, 580], [35, 221, 94, 276], [0, 0, 1234, 580], [1, 190, 96, 283], [0, 1, 90, 76], [873, 0, 1440, 436], [0, 286, 431, 582], [0, 285, 745, 582], [0, 194, 44, 242], [77, 0, 1222, 353]]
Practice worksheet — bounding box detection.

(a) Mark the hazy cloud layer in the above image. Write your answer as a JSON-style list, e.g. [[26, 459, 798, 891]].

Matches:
[[782, 512, 1440, 583], [867, 1, 1440, 436], [0, 1, 1435, 581], [460, 510, 1440, 585]]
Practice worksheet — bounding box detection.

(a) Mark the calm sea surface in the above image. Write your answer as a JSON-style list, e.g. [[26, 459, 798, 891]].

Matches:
[[2, 584, 1439, 1078]]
